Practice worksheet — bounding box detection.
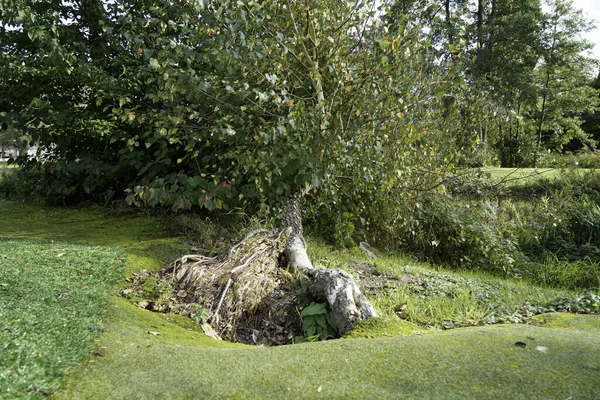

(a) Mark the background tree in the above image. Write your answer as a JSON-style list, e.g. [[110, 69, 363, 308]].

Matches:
[[580, 72, 600, 148], [533, 0, 598, 164], [1, 0, 467, 333]]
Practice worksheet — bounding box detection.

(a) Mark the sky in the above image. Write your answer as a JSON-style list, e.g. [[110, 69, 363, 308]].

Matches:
[[573, 0, 600, 61]]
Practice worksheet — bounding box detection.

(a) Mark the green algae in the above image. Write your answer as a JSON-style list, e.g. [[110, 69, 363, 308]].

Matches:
[[531, 312, 600, 331], [342, 317, 425, 339]]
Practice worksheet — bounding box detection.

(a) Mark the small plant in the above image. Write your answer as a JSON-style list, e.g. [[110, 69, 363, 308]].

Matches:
[[334, 212, 357, 249], [546, 292, 600, 314], [191, 305, 212, 325], [294, 302, 338, 343]]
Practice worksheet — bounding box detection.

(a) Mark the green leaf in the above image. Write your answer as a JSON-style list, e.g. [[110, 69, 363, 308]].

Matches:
[[302, 318, 316, 331], [315, 314, 327, 330], [325, 312, 337, 332], [56, 112, 66, 126], [301, 302, 327, 317], [149, 58, 160, 70]]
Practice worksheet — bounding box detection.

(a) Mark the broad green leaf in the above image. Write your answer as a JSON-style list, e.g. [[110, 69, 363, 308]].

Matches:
[[301, 303, 327, 317]]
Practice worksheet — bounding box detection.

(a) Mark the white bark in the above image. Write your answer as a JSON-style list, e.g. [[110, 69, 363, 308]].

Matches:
[[286, 235, 314, 270], [282, 194, 377, 335]]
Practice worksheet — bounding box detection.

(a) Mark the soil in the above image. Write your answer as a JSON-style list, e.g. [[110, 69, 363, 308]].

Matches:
[[120, 269, 309, 346], [120, 261, 417, 346], [350, 261, 419, 295]]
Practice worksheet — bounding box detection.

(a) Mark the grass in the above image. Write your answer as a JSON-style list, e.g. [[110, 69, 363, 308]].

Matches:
[[484, 167, 562, 181], [56, 297, 600, 399], [0, 239, 124, 398], [370, 259, 576, 327], [0, 202, 187, 276], [305, 244, 579, 329], [0, 201, 186, 398], [483, 167, 597, 192], [1, 199, 600, 398], [0, 161, 14, 181]]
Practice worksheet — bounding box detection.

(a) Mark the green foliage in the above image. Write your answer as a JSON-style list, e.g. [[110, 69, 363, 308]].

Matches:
[[308, 169, 599, 290], [1, 0, 476, 218], [398, 193, 520, 274], [363, 256, 590, 330], [546, 292, 600, 314], [0, 126, 29, 156], [308, 209, 357, 249], [334, 213, 357, 249], [501, 171, 600, 264], [294, 302, 338, 343]]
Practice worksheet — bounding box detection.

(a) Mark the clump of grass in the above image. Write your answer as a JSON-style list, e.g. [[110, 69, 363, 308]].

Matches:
[[359, 256, 579, 330], [0, 239, 124, 398]]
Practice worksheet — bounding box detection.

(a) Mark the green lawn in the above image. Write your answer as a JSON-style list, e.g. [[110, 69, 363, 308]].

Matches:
[[484, 167, 595, 186], [484, 167, 561, 183], [1, 200, 599, 399], [0, 239, 124, 398], [55, 297, 600, 400]]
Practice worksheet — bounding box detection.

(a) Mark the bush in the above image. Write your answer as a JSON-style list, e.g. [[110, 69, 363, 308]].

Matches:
[[306, 168, 600, 290], [397, 194, 521, 274]]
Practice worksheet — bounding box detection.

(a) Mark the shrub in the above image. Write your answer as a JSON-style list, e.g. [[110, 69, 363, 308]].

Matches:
[[397, 194, 521, 274]]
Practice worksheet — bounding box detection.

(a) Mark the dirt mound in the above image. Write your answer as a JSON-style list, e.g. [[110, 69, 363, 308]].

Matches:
[[121, 230, 311, 345], [121, 268, 308, 345]]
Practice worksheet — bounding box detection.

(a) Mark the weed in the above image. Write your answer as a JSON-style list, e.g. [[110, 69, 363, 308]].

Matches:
[[294, 302, 338, 343]]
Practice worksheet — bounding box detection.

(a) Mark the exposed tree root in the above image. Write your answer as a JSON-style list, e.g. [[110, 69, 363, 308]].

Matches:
[[162, 228, 300, 343], [135, 195, 378, 344], [281, 193, 378, 335]]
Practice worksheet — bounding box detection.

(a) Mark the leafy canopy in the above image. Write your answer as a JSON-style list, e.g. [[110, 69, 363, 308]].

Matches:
[[1, 0, 464, 212]]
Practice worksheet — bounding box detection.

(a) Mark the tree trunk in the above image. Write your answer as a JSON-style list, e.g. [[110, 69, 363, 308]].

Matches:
[[156, 0, 378, 342], [535, 72, 551, 168], [535, 20, 558, 167], [476, 0, 484, 52], [281, 193, 377, 335], [445, 0, 453, 45]]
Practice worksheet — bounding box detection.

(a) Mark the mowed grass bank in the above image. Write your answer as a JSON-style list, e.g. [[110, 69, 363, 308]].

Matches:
[[57, 297, 600, 399], [0, 201, 185, 398], [0, 239, 124, 398]]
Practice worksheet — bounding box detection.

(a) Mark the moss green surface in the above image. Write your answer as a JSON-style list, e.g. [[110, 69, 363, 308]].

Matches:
[[342, 317, 426, 339], [531, 312, 600, 331], [2, 200, 600, 399], [0, 201, 187, 276], [56, 299, 600, 399]]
